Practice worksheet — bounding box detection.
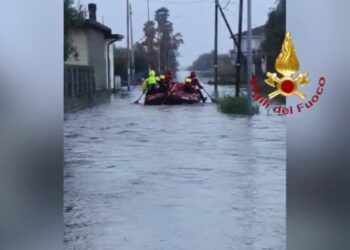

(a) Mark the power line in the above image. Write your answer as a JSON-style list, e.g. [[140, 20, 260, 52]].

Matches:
[[150, 0, 212, 4], [222, 0, 232, 10], [147, 0, 150, 21]]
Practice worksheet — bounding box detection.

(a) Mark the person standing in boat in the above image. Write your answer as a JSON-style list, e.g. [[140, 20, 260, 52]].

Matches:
[[142, 70, 159, 95], [184, 71, 206, 103]]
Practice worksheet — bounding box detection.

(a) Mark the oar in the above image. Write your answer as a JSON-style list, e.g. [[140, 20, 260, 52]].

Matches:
[[134, 92, 145, 104], [201, 85, 217, 103]]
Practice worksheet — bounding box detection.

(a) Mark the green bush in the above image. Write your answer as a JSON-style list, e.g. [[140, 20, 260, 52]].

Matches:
[[218, 95, 259, 115]]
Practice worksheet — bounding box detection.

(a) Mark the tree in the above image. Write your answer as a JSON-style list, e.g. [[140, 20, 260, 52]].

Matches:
[[155, 7, 183, 71], [114, 47, 148, 81], [134, 47, 149, 74], [135, 21, 159, 70], [64, 0, 85, 61], [189, 52, 214, 71], [189, 52, 236, 84], [116, 7, 183, 79], [261, 0, 286, 72], [114, 48, 128, 81]]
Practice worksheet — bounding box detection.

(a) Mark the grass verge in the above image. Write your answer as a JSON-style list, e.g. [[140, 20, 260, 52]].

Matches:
[[217, 95, 259, 115]]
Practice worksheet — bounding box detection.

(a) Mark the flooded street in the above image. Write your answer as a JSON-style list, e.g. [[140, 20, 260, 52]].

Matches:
[[64, 74, 286, 250]]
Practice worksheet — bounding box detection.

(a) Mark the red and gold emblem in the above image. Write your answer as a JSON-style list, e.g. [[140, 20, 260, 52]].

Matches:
[[265, 32, 310, 99]]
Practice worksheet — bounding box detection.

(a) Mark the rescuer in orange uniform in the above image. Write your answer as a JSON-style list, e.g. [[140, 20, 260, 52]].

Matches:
[[184, 71, 206, 103]]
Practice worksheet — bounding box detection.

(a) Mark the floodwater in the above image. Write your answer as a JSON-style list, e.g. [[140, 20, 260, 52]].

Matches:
[[64, 72, 286, 250]]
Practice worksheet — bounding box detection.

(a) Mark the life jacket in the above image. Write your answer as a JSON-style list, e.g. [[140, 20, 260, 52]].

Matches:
[[146, 76, 158, 86]]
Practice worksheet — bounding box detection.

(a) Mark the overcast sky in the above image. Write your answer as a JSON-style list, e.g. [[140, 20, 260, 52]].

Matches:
[[78, 0, 277, 67]]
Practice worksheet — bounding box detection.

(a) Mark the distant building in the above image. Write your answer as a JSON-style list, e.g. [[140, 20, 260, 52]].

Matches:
[[64, 3, 123, 97], [232, 25, 266, 76]]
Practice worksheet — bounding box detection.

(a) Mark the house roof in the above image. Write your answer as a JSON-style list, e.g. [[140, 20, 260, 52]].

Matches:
[[235, 25, 265, 37], [84, 19, 124, 41]]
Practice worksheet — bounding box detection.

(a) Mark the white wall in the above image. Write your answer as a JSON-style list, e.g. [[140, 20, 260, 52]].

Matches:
[[107, 43, 115, 89], [65, 27, 118, 91], [87, 29, 107, 91], [65, 29, 89, 65], [104, 41, 114, 90], [236, 36, 262, 54]]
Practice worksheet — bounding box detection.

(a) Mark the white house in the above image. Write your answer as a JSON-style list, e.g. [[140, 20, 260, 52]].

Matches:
[[65, 3, 123, 96], [232, 25, 267, 75]]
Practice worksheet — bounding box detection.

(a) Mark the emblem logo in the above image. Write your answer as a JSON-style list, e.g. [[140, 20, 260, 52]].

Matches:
[[250, 32, 326, 115], [265, 32, 310, 100]]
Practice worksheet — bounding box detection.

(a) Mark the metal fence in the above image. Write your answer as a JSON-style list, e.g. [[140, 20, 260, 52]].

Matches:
[[64, 65, 95, 97]]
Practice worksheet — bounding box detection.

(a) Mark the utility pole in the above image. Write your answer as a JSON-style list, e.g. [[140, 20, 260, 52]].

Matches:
[[235, 0, 244, 97], [158, 32, 161, 73], [246, 0, 253, 114], [126, 0, 131, 90], [147, 0, 150, 21], [217, 1, 248, 97], [146, 0, 151, 70], [214, 0, 219, 98], [130, 2, 135, 81]]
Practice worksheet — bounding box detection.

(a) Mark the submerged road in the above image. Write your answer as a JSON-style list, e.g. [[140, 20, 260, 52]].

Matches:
[[64, 73, 286, 250]]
